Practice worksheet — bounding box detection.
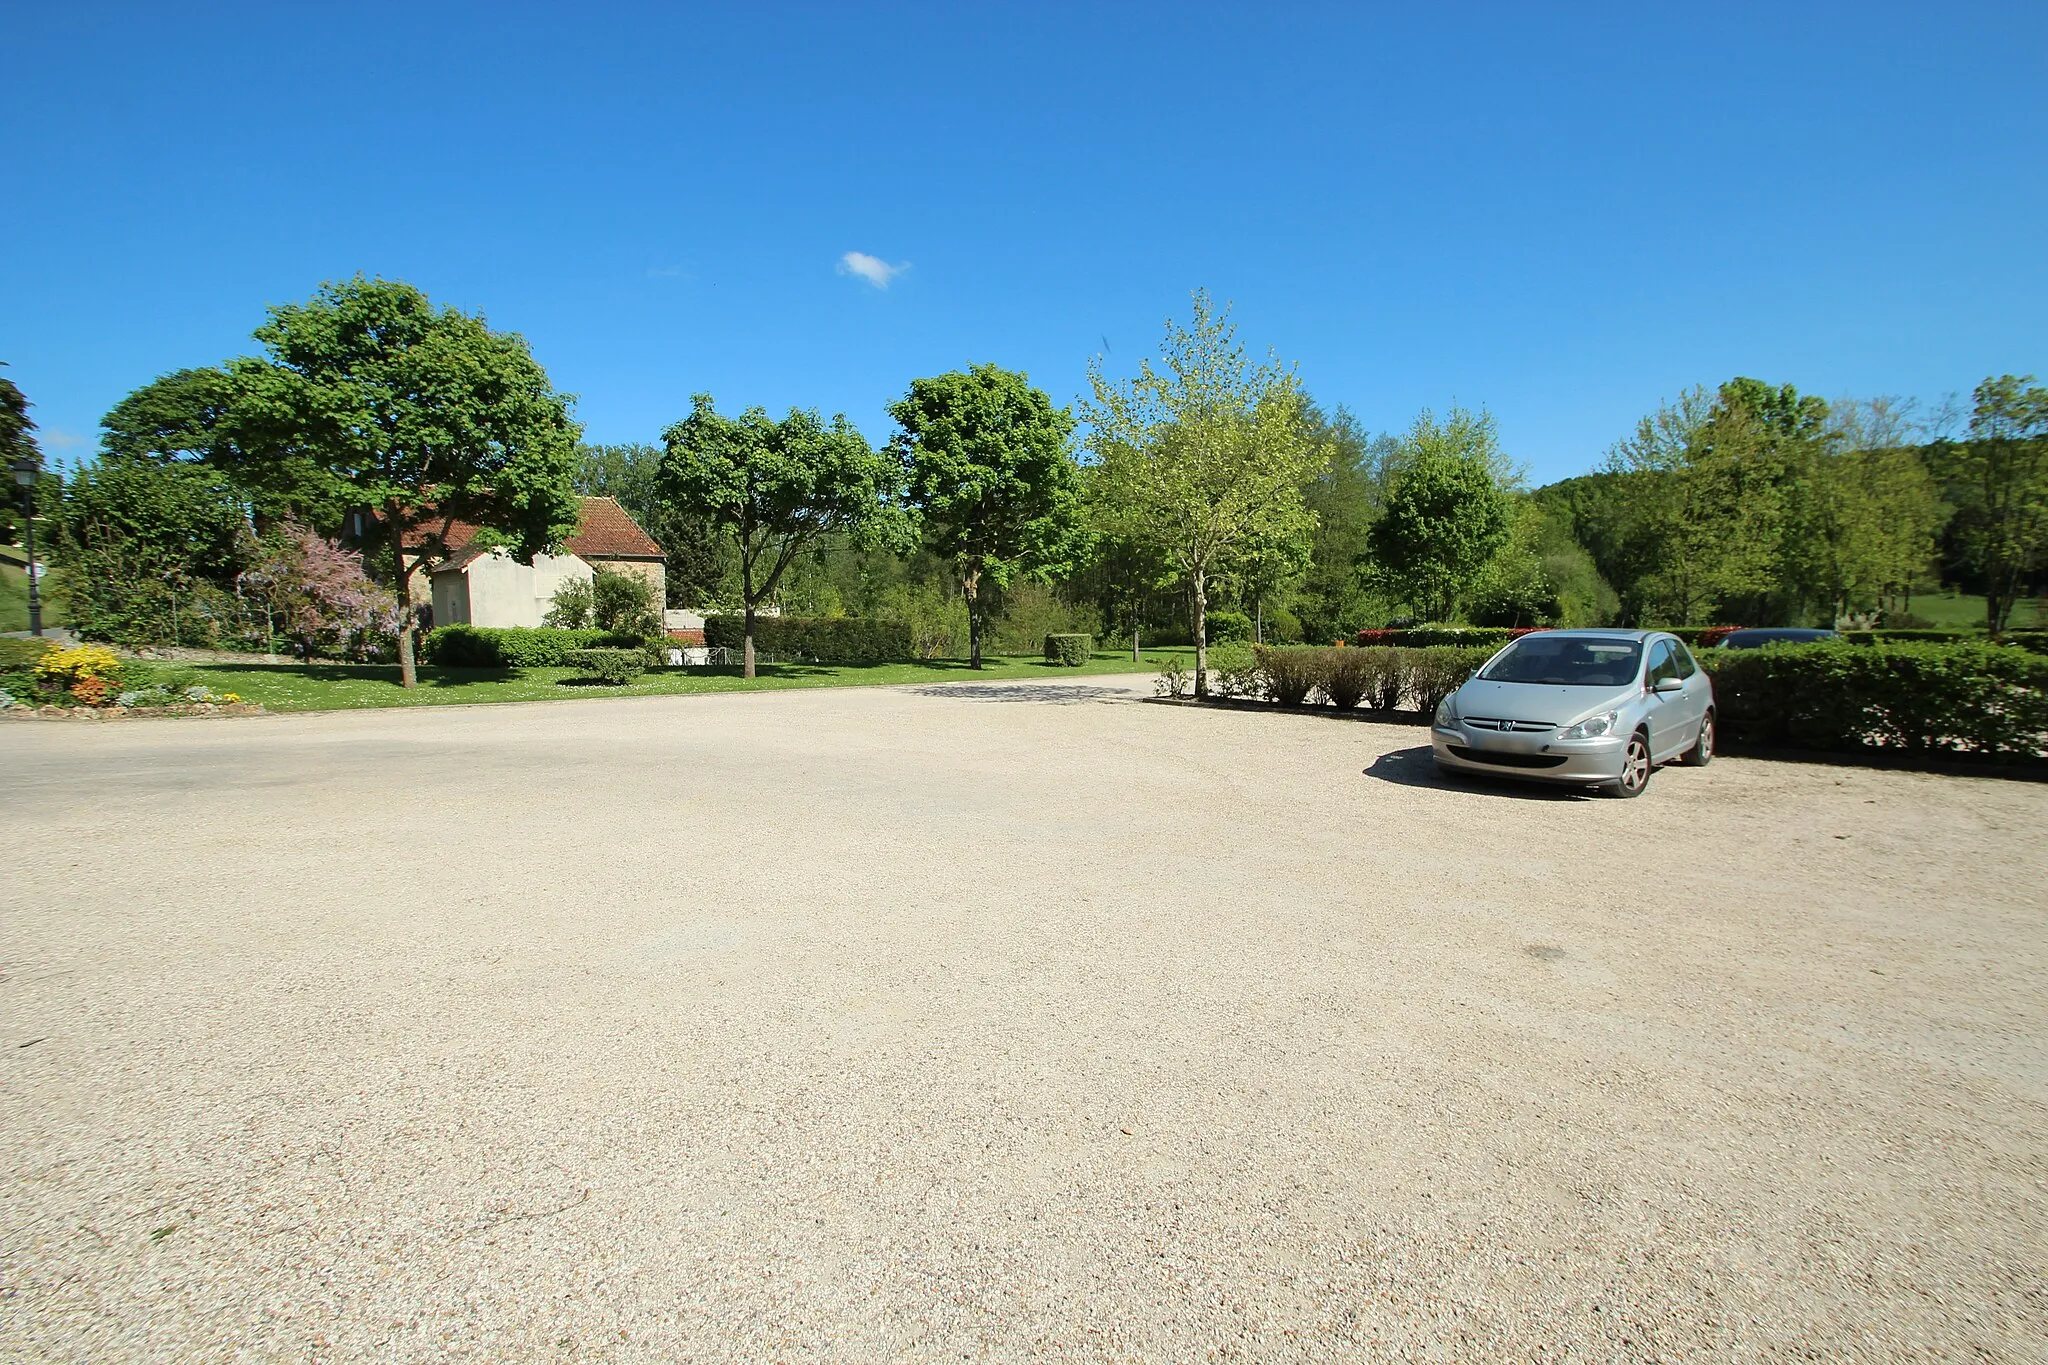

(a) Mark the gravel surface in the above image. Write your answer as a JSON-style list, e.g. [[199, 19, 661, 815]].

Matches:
[[3, 676, 2044, 1362]]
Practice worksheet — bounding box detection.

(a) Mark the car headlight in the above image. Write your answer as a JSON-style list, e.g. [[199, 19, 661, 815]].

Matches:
[[1434, 695, 1458, 728], [1560, 710, 1619, 739]]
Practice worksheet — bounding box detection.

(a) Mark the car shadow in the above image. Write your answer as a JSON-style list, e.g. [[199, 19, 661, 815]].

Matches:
[[1364, 744, 1602, 801]]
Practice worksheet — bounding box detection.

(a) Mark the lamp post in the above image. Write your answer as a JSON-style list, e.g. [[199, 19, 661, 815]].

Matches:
[[11, 454, 41, 637]]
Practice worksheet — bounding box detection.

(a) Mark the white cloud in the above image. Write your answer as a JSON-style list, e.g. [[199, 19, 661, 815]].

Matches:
[[42, 428, 88, 451], [838, 251, 909, 289]]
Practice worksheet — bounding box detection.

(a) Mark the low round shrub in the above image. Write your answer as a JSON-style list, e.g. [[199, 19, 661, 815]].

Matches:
[[563, 647, 646, 686], [1205, 610, 1252, 644], [1043, 633, 1093, 666]]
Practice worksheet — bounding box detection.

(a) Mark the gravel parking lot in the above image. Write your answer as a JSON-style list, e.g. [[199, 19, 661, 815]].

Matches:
[[4, 676, 2044, 1362]]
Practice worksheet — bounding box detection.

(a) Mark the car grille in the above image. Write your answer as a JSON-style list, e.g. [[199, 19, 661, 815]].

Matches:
[[1447, 745, 1569, 769], [1462, 718, 1555, 734]]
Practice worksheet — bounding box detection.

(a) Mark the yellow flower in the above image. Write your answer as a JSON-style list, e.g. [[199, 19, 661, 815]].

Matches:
[[37, 644, 123, 687]]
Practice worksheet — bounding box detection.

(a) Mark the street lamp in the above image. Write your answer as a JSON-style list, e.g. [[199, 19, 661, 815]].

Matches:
[[10, 453, 41, 637]]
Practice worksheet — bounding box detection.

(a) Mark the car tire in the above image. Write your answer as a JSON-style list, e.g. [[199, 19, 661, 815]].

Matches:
[[1606, 730, 1653, 798], [1678, 709, 1714, 767]]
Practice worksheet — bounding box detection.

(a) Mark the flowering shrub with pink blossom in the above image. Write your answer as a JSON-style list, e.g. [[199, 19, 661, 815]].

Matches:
[[239, 522, 400, 661]]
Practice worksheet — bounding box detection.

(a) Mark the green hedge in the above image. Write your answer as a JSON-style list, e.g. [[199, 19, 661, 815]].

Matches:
[[1244, 645, 1494, 712], [1355, 626, 1526, 648], [1700, 641, 2048, 759], [563, 647, 646, 685], [1205, 610, 1253, 643], [701, 615, 910, 664], [1043, 633, 1092, 666], [422, 625, 653, 668]]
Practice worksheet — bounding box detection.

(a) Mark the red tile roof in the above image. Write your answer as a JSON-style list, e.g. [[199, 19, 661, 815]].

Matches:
[[398, 496, 662, 559]]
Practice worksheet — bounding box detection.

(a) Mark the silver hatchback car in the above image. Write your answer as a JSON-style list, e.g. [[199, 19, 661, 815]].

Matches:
[[1431, 630, 1715, 797]]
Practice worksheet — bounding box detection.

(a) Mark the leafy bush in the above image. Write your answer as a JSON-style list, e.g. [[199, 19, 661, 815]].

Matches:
[[701, 615, 910, 664], [1254, 646, 1323, 705], [1043, 633, 1092, 666], [0, 638, 55, 669], [1701, 641, 2048, 758], [37, 644, 127, 692], [1206, 641, 1263, 697], [1408, 645, 1492, 717], [1360, 648, 1409, 711], [542, 576, 595, 629], [1321, 648, 1371, 709], [1205, 609, 1252, 644], [1254, 644, 1491, 713], [563, 647, 646, 685], [423, 625, 640, 668], [1153, 655, 1191, 698], [1263, 607, 1304, 645]]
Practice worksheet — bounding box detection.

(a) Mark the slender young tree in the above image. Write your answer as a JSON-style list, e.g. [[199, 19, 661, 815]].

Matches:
[[890, 364, 1081, 669], [227, 277, 584, 686], [1082, 291, 1325, 696], [660, 394, 906, 677]]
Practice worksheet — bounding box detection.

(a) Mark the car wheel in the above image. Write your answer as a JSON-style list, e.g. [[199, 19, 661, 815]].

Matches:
[[1679, 709, 1714, 767], [1607, 730, 1653, 798]]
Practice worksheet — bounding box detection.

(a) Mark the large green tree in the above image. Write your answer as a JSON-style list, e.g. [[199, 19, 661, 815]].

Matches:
[[1, 364, 39, 548], [660, 394, 905, 677], [1936, 374, 2048, 634], [1366, 407, 1513, 622], [227, 277, 584, 686], [890, 363, 1081, 669], [1600, 386, 1785, 624], [1082, 291, 1325, 695]]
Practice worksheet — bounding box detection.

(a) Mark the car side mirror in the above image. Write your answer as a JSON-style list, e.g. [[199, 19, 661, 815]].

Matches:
[[1653, 675, 1684, 693]]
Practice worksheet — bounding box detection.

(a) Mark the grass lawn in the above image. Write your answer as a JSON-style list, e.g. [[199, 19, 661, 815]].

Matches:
[[141, 649, 1195, 713], [0, 561, 66, 633], [1896, 589, 2045, 631]]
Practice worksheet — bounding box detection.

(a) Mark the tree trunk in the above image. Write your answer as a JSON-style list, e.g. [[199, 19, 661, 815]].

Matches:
[[1254, 594, 1264, 644], [389, 509, 417, 689], [1131, 621, 1140, 662], [964, 567, 982, 670], [1192, 566, 1209, 699], [743, 598, 758, 679]]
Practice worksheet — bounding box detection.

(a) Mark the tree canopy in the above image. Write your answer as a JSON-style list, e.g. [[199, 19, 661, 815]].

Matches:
[[660, 393, 906, 677], [227, 277, 584, 684], [1081, 291, 1325, 694], [1365, 407, 1513, 623], [890, 363, 1081, 668]]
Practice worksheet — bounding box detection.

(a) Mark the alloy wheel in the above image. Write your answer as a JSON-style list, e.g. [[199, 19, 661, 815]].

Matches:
[[1616, 734, 1651, 796]]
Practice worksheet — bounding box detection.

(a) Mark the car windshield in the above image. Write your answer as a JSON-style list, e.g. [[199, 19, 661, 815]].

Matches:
[[1479, 636, 1643, 686]]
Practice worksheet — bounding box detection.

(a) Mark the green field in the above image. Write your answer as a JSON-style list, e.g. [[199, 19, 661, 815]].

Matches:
[[0, 561, 66, 633], [1893, 589, 2045, 631], [124, 649, 1193, 713]]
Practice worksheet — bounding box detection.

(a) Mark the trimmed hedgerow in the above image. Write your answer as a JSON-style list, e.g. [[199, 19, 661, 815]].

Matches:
[[1700, 640, 2048, 758], [1354, 626, 1539, 648], [701, 616, 910, 664], [1044, 633, 1093, 666], [423, 625, 644, 668], [1252, 645, 1494, 713], [1254, 646, 1323, 706], [563, 647, 646, 685]]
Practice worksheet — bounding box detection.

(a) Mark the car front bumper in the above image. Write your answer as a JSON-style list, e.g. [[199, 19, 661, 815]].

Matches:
[[1430, 723, 1629, 784]]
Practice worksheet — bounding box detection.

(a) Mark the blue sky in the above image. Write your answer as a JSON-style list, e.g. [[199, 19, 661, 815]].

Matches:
[[6, 2, 2044, 484]]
